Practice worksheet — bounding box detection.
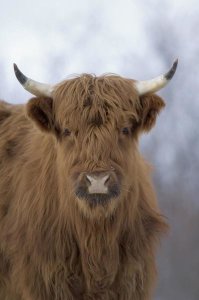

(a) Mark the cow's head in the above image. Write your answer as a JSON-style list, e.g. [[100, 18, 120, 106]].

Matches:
[[14, 61, 177, 217]]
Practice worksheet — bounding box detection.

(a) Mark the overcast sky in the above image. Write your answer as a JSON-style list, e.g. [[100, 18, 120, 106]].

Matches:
[[1, 0, 197, 102]]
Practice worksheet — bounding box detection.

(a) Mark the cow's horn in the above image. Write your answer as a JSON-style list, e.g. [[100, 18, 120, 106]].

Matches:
[[13, 64, 54, 97], [135, 59, 178, 96]]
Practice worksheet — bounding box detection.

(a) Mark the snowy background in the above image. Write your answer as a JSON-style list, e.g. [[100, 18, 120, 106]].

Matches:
[[0, 0, 199, 299]]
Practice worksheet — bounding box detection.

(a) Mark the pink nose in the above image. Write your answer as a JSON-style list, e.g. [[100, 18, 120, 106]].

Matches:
[[86, 173, 110, 194], [75, 170, 120, 203]]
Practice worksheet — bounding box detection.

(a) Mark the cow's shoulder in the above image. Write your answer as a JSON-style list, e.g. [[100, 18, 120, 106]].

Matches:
[[0, 100, 13, 125]]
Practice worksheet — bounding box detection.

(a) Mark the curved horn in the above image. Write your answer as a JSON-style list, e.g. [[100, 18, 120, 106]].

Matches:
[[13, 64, 54, 97], [135, 59, 178, 96]]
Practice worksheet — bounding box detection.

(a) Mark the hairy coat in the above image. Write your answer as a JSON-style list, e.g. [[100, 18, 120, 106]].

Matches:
[[0, 74, 167, 300]]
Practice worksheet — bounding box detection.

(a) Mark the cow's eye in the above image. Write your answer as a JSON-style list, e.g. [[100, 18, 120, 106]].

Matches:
[[122, 127, 130, 135], [63, 128, 71, 136]]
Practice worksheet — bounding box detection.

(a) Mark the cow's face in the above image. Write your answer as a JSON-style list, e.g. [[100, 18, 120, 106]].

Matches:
[[26, 75, 165, 216]]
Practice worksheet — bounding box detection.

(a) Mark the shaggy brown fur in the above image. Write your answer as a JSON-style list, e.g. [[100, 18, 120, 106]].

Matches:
[[0, 74, 167, 300]]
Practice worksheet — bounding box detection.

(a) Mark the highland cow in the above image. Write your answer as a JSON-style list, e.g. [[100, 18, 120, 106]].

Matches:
[[0, 60, 177, 300]]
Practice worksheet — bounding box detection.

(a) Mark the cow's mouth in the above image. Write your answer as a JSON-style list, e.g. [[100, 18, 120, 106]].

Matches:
[[75, 185, 120, 206]]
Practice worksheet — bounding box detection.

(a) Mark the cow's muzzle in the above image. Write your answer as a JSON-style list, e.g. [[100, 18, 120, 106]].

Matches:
[[75, 171, 120, 205]]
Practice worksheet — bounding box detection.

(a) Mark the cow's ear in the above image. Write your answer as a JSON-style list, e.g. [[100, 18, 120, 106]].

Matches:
[[27, 97, 54, 133], [139, 94, 165, 132]]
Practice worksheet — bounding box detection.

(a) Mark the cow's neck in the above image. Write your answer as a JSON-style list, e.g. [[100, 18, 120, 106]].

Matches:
[[65, 198, 134, 290]]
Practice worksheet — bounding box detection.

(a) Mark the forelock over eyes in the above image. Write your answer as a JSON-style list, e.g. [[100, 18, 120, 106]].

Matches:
[[52, 74, 164, 137], [53, 74, 138, 110]]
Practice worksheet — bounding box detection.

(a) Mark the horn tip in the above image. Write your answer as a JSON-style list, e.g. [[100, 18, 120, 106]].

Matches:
[[13, 63, 20, 76], [165, 58, 178, 80], [13, 63, 28, 85]]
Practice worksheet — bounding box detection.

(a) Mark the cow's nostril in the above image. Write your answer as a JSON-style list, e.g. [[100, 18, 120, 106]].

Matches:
[[104, 175, 110, 185], [86, 175, 92, 186]]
